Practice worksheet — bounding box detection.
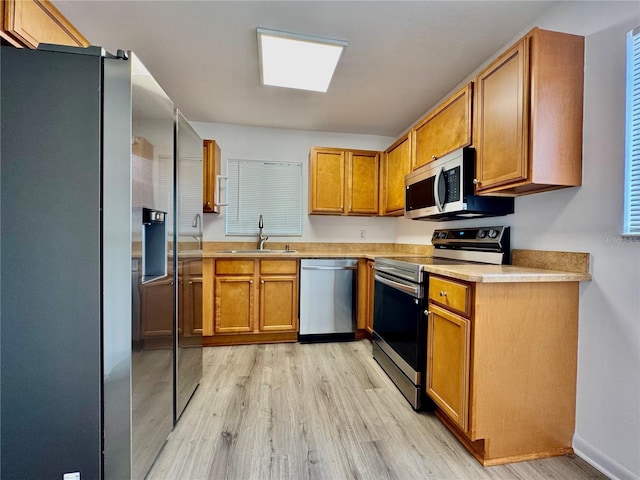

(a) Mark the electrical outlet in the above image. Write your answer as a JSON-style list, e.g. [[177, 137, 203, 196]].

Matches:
[[63, 473, 80, 480], [360, 229, 366, 239]]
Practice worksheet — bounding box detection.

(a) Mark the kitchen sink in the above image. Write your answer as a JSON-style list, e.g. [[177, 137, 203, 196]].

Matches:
[[221, 249, 298, 254]]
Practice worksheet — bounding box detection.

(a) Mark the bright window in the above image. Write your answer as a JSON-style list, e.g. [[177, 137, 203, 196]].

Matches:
[[624, 26, 640, 236], [225, 159, 302, 236]]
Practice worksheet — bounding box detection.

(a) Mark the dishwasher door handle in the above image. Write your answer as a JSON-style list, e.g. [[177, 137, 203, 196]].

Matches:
[[301, 265, 357, 271]]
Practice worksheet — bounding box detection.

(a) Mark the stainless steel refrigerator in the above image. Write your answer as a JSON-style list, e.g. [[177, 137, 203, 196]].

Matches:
[[0, 44, 202, 479]]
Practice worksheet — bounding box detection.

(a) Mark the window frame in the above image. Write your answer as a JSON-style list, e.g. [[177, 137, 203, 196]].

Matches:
[[624, 26, 640, 237], [225, 158, 303, 237]]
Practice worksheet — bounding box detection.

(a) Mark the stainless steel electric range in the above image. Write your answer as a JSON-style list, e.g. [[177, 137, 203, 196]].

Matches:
[[372, 226, 510, 409]]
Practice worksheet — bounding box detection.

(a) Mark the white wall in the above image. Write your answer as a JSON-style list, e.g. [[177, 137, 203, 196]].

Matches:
[[191, 122, 396, 243], [192, 3, 640, 477]]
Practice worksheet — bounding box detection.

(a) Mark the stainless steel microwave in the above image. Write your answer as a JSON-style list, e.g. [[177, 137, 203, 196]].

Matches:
[[404, 147, 514, 221]]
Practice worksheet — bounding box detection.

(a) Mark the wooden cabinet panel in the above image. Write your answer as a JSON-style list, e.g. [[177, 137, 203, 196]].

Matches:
[[348, 151, 379, 214], [260, 259, 297, 275], [259, 276, 298, 332], [474, 28, 584, 195], [381, 134, 411, 216], [426, 276, 581, 466], [214, 276, 254, 333], [365, 260, 375, 334], [427, 304, 471, 432], [1, 0, 89, 49], [215, 259, 254, 275], [140, 276, 174, 339], [412, 83, 472, 170], [206, 258, 299, 343], [309, 147, 380, 216], [309, 148, 345, 214], [475, 40, 528, 190], [203, 139, 222, 213], [428, 276, 471, 317]]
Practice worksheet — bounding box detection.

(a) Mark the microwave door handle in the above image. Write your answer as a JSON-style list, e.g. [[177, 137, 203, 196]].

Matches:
[[434, 166, 446, 212]]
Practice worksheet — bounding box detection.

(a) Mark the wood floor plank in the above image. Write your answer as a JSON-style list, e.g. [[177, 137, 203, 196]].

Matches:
[[147, 340, 607, 480]]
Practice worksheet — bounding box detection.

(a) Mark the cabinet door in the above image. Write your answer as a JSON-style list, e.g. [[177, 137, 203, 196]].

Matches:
[[474, 39, 529, 192], [309, 148, 345, 214], [427, 304, 471, 432], [412, 84, 472, 170], [203, 140, 221, 213], [1, 0, 89, 48], [259, 276, 298, 332], [365, 260, 375, 334], [381, 135, 411, 216], [348, 151, 380, 215], [214, 276, 254, 333]]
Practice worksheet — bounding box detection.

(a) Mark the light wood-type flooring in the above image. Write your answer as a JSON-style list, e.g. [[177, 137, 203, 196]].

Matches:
[[147, 340, 607, 480]]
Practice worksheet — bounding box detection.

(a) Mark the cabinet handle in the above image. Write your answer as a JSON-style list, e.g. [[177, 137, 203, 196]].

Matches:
[[439, 291, 447, 297], [249, 280, 253, 284], [473, 179, 481, 185], [423, 309, 430, 316], [260, 280, 265, 284], [431, 155, 437, 161]]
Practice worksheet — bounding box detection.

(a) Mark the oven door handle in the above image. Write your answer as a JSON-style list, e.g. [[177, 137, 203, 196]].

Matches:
[[375, 273, 421, 297]]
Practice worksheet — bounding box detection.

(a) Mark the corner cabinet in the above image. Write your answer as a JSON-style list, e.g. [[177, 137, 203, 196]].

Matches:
[[309, 147, 380, 216], [203, 139, 223, 213], [0, 0, 89, 48], [411, 83, 472, 170], [426, 274, 580, 466], [203, 257, 299, 346], [473, 28, 584, 195], [380, 134, 411, 216]]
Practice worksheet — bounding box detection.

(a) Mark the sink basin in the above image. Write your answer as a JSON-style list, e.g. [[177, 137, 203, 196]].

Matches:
[[221, 249, 298, 254]]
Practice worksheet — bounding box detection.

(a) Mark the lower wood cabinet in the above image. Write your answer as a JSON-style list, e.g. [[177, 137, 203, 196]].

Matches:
[[427, 304, 470, 432], [355, 258, 375, 336], [203, 258, 299, 345], [426, 274, 580, 466]]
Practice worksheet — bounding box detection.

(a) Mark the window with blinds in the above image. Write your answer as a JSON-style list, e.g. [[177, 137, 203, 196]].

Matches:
[[624, 26, 640, 236], [226, 159, 302, 236]]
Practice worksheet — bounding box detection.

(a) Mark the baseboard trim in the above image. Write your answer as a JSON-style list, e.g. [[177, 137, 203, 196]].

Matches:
[[573, 434, 639, 480]]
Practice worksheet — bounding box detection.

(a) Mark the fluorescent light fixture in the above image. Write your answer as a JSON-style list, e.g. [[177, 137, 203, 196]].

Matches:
[[257, 27, 347, 93]]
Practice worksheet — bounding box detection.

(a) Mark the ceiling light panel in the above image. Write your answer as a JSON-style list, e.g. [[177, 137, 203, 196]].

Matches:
[[257, 28, 347, 93]]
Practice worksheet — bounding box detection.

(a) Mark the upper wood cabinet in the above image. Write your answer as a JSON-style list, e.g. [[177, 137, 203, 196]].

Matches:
[[1, 0, 89, 48], [474, 28, 584, 195], [380, 133, 411, 216], [411, 83, 472, 170], [309, 147, 380, 216], [203, 139, 222, 213]]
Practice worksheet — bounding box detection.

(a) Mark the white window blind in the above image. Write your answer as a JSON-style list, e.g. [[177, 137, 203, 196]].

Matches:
[[624, 26, 640, 235], [226, 159, 302, 236]]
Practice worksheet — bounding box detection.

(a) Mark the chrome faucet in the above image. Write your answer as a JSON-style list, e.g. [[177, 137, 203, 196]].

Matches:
[[191, 213, 202, 250], [258, 214, 269, 250]]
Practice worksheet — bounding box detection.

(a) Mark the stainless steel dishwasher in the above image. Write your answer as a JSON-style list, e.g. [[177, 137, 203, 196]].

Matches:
[[299, 259, 358, 343]]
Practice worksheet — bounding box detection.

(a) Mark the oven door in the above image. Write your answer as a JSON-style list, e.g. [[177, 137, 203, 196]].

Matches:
[[372, 271, 426, 385]]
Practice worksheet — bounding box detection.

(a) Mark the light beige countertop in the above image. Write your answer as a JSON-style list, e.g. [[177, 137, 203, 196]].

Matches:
[[202, 243, 591, 283], [424, 263, 591, 283]]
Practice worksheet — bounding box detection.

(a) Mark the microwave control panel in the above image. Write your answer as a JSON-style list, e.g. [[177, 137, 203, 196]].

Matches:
[[444, 166, 460, 202]]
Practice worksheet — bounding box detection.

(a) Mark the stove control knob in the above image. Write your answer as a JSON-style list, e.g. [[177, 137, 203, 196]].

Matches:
[[488, 229, 500, 239], [439, 231, 447, 239], [477, 230, 487, 239]]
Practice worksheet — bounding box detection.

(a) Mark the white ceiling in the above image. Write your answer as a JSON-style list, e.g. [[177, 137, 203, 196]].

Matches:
[[54, 0, 560, 137]]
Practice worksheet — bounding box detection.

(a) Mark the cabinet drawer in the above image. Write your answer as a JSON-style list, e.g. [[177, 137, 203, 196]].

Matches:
[[215, 259, 255, 275], [429, 276, 471, 316], [260, 259, 298, 275]]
